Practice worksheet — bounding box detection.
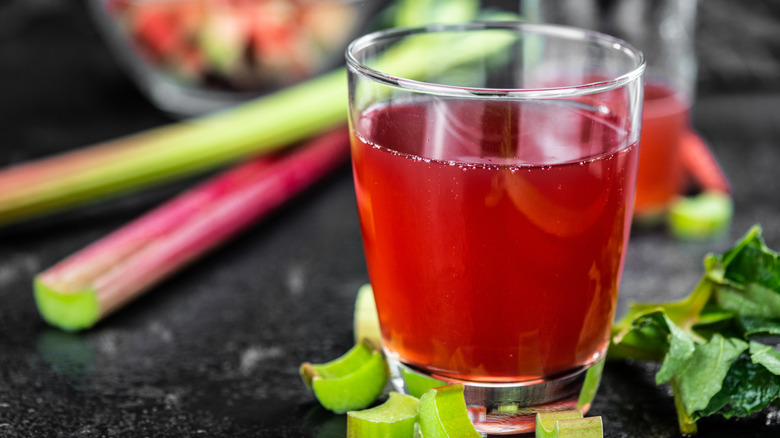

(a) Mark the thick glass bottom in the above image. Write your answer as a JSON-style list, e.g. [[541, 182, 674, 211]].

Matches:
[[386, 352, 605, 435]]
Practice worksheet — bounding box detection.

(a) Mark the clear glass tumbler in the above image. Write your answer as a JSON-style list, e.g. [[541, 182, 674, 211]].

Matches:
[[347, 22, 645, 434]]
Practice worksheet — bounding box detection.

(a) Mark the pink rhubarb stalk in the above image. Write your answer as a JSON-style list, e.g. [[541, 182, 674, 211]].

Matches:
[[34, 128, 350, 331], [680, 129, 731, 194]]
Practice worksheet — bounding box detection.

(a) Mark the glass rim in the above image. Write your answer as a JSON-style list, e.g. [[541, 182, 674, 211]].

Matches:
[[346, 21, 646, 99]]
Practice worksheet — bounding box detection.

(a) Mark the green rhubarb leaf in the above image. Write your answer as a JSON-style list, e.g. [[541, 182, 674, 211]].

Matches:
[[655, 315, 697, 385], [713, 284, 780, 320], [713, 225, 763, 273], [695, 350, 780, 420], [675, 334, 748, 415], [717, 226, 779, 284], [609, 310, 698, 386], [33, 278, 100, 332], [612, 276, 714, 343], [736, 316, 780, 338], [346, 392, 419, 438], [689, 306, 742, 340], [611, 226, 780, 348], [608, 225, 780, 434], [749, 341, 780, 375], [708, 225, 780, 318], [610, 311, 684, 362]]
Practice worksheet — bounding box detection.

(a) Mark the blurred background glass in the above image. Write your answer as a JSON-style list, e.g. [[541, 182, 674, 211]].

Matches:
[[532, 0, 698, 222]]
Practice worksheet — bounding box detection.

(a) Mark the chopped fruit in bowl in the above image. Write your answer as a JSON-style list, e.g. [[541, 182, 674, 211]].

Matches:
[[91, 0, 373, 117]]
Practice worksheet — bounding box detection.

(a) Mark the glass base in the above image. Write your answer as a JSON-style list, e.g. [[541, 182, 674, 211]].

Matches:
[[386, 353, 605, 435]]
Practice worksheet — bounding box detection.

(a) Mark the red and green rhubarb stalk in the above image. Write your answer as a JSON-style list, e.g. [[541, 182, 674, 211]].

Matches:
[[34, 128, 350, 331]]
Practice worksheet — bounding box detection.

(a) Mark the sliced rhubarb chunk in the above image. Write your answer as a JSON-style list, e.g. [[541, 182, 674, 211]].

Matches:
[[536, 410, 603, 438], [300, 339, 388, 414], [417, 384, 481, 438], [353, 283, 382, 345], [668, 191, 733, 241], [347, 391, 419, 438]]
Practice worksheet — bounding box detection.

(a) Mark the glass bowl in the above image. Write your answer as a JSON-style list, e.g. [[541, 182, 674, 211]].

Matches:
[[90, 0, 375, 117]]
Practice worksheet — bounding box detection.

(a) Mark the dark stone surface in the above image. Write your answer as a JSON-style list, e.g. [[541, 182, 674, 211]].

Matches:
[[0, 2, 779, 437]]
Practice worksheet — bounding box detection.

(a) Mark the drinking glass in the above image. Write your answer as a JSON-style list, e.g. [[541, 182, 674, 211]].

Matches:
[[537, 0, 699, 221], [346, 22, 644, 434]]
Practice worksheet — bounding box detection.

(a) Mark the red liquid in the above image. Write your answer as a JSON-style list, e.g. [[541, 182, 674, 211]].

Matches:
[[351, 98, 638, 382], [633, 81, 690, 217]]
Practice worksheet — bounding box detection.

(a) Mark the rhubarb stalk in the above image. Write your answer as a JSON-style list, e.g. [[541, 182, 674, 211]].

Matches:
[[0, 69, 347, 227], [680, 129, 731, 194], [34, 128, 350, 331]]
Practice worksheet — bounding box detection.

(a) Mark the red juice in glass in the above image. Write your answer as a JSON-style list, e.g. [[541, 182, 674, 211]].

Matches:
[[633, 81, 691, 218], [347, 23, 645, 434], [351, 98, 639, 382]]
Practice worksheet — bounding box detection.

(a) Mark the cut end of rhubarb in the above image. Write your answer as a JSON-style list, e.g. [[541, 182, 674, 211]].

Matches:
[[537, 410, 603, 438], [668, 191, 733, 241], [353, 283, 382, 345], [418, 384, 482, 438], [33, 277, 100, 332], [300, 339, 388, 414], [347, 392, 419, 438]]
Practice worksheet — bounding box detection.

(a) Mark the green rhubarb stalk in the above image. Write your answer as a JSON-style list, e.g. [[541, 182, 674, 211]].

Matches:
[[671, 379, 697, 435], [34, 128, 350, 331], [0, 68, 347, 227]]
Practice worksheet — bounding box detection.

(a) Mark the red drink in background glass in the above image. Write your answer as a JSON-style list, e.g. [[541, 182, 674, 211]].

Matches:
[[351, 98, 639, 382], [633, 81, 691, 218]]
